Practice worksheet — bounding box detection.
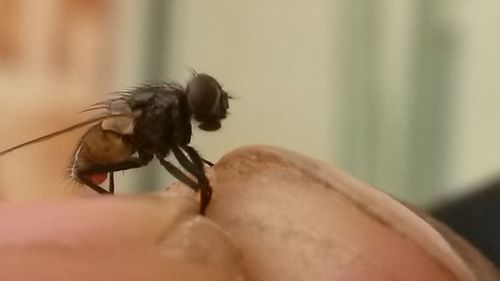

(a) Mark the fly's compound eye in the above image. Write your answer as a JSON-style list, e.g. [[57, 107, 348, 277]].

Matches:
[[186, 74, 229, 131]]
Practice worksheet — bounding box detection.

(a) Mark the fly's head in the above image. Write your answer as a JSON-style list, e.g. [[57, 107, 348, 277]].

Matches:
[[186, 73, 230, 131]]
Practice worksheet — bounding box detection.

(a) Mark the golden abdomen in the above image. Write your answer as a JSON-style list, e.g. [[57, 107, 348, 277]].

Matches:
[[77, 124, 135, 166]]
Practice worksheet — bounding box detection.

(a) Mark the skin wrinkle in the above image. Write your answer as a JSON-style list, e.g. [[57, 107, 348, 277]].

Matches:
[[225, 212, 353, 267], [154, 196, 198, 245], [0, 193, 247, 281]]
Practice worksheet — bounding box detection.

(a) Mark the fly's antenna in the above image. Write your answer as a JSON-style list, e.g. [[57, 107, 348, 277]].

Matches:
[[0, 114, 124, 157]]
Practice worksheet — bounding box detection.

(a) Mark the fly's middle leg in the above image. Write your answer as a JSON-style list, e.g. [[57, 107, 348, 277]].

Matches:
[[156, 157, 200, 191]]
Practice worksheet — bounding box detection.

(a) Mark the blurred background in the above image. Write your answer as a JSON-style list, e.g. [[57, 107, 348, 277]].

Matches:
[[0, 0, 499, 263]]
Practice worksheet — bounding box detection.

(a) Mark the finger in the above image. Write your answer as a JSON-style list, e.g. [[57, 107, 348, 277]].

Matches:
[[205, 145, 494, 281], [0, 193, 245, 281]]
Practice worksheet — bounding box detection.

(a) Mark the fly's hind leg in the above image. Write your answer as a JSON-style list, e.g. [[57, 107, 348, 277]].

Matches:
[[171, 146, 212, 215], [77, 176, 109, 194], [77, 156, 151, 194], [109, 172, 115, 193]]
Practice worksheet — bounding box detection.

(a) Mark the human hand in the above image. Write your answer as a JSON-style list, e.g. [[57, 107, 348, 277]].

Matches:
[[202, 146, 499, 281], [0, 145, 497, 281], [0, 194, 244, 281]]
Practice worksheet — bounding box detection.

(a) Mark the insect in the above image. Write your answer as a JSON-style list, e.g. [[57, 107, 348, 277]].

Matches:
[[0, 72, 230, 214]]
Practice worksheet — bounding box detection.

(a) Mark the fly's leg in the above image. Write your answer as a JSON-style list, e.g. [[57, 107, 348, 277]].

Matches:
[[156, 157, 200, 191], [171, 146, 212, 215], [177, 146, 205, 178], [77, 156, 151, 194], [156, 156, 214, 214], [78, 177, 109, 194], [109, 172, 115, 194], [182, 147, 214, 213], [202, 158, 214, 167]]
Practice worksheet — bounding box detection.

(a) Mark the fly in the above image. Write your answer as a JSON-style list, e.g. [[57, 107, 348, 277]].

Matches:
[[0, 72, 230, 215]]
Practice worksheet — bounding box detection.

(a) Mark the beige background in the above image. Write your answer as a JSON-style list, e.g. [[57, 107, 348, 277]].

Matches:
[[1, 1, 500, 206]]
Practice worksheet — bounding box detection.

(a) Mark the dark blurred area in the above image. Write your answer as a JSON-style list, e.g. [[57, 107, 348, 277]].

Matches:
[[431, 178, 500, 267]]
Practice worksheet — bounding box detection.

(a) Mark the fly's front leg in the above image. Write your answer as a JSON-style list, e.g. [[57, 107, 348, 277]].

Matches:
[[156, 155, 216, 214], [171, 146, 212, 215], [202, 158, 214, 167], [156, 157, 200, 191]]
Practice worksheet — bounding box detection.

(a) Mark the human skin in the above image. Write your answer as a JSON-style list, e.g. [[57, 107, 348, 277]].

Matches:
[[0, 145, 497, 281]]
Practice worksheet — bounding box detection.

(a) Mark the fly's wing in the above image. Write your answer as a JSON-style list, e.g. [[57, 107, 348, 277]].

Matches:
[[0, 87, 148, 157], [0, 114, 126, 157], [79, 93, 139, 135], [0, 82, 188, 157]]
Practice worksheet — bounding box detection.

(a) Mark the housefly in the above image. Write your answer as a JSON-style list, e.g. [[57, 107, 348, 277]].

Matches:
[[0, 72, 230, 214]]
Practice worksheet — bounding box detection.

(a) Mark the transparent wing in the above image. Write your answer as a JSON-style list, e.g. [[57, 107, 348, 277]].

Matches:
[[0, 114, 125, 157]]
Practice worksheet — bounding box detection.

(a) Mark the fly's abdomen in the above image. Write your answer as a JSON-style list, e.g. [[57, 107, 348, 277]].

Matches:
[[69, 124, 135, 181]]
